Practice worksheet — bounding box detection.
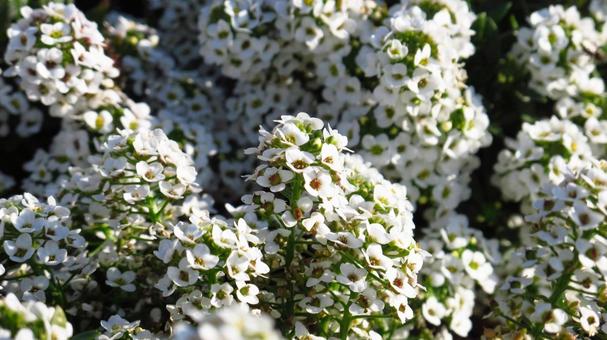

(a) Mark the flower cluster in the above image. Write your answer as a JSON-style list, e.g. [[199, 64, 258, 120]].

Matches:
[[0, 193, 88, 306], [63, 127, 201, 232], [196, 0, 492, 216], [148, 0, 204, 67], [6, 0, 607, 338], [490, 159, 607, 338], [510, 5, 605, 100], [198, 0, 381, 80], [0, 293, 73, 340], [237, 112, 424, 338], [155, 210, 268, 318], [4, 3, 121, 120], [2, 4, 157, 198], [493, 116, 593, 215], [407, 213, 499, 338], [508, 4, 607, 158], [0, 74, 44, 137], [173, 304, 282, 340], [350, 8, 492, 215]]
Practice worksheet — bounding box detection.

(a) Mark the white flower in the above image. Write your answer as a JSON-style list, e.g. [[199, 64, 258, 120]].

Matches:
[[336, 263, 368, 292], [256, 167, 294, 192], [300, 294, 333, 314], [349, 288, 384, 315], [579, 306, 600, 336], [295, 17, 323, 50], [461, 250, 493, 281], [569, 201, 603, 230], [319, 144, 343, 171], [154, 239, 179, 264], [100, 315, 139, 338], [36, 241, 67, 265], [530, 303, 568, 334], [383, 63, 408, 88], [386, 39, 408, 59], [390, 295, 414, 323], [450, 312, 473, 337], [106, 267, 136, 292], [167, 258, 199, 287], [285, 147, 315, 172], [40, 22, 72, 45], [366, 223, 391, 245], [136, 161, 165, 182], [210, 283, 234, 308], [363, 244, 393, 270], [326, 231, 363, 249], [186, 244, 219, 270], [235, 281, 259, 305], [278, 123, 309, 146], [176, 164, 197, 185], [3, 233, 35, 262], [123, 185, 150, 203], [159, 181, 187, 199], [303, 167, 334, 197], [173, 222, 204, 244], [226, 252, 250, 281], [422, 296, 447, 326], [13, 209, 44, 233], [386, 267, 416, 298], [212, 225, 238, 249], [83, 110, 113, 133]]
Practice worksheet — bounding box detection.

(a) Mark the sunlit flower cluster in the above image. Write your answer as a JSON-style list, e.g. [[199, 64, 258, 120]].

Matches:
[[196, 0, 492, 216], [491, 159, 607, 338], [63, 127, 201, 230], [511, 5, 605, 100], [4, 0, 607, 339], [409, 213, 499, 338], [493, 116, 593, 214], [235, 112, 424, 338], [156, 211, 268, 319], [345, 2, 491, 217]]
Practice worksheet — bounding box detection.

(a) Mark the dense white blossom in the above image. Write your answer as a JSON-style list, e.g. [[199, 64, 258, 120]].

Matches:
[[236, 112, 424, 338], [0, 293, 73, 340], [173, 304, 282, 340], [491, 159, 607, 338], [510, 5, 605, 100]]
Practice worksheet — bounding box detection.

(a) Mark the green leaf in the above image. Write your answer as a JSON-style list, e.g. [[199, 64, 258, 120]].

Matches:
[[472, 12, 498, 44], [71, 330, 101, 340], [450, 108, 466, 131], [488, 2, 512, 23]]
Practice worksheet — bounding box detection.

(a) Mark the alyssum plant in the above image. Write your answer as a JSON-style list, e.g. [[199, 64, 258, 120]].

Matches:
[[1, 0, 607, 339]]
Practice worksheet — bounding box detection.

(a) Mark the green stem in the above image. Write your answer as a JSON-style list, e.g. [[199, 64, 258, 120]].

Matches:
[[339, 292, 354, 340]]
